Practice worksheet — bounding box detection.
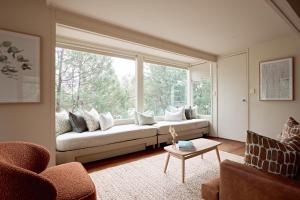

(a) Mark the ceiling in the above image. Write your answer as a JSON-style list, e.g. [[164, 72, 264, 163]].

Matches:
[[48, 0, 295, 56]]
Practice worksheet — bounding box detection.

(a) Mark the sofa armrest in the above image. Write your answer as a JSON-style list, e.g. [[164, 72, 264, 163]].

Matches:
[[220, 160, 300, 200], [202, 178, 220, 200]]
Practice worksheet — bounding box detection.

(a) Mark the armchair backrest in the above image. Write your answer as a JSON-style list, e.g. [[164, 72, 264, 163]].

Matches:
[[0, 142, 57, 200], [0, 141, 50, 173]]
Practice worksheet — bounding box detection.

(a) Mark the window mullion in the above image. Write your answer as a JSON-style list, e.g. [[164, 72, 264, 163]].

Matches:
[[136, 55, 144, 112]]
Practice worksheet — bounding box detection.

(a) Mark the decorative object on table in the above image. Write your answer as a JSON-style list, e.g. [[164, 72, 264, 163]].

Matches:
[[178, 140, 196, 151], [259, 57, 293, 101], [0, 29, 40, 103], [169, 126, 178, 148]]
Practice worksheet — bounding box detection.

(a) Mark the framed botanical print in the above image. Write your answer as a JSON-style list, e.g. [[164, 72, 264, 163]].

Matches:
[[0, 29, 40, 103], [259, 57, 293, 101]]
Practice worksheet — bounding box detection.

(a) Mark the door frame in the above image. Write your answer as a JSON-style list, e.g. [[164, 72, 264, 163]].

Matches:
[[216, 49, 249, 139]]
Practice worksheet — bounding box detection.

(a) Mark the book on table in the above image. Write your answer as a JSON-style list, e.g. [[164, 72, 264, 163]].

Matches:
[[178, 140, 196, 151]]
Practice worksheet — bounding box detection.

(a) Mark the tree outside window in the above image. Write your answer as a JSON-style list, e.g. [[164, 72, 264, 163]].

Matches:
[[55, 47, 135, 119]]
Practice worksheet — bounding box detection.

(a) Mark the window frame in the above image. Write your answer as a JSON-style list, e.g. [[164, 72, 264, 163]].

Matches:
[[190, 63, 213, 118], [55, 38, 212, 121], [142, 61, 189, 117]]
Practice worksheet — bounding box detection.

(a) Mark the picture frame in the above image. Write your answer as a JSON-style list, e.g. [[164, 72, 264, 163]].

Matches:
[[0, 29, 40, 103], [259, 57, 294, 101]]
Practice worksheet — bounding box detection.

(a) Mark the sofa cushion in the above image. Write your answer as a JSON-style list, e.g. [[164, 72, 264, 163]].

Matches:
[[245, 130, 300, 178], [56, 124, 157, 151], [82, 108, 100, 132], [154, 119, 209, 135], [281, 117, 300, 142], [69, 112, 88, 133], [56, 111, 72, 136], [136, 111, 156, 125]]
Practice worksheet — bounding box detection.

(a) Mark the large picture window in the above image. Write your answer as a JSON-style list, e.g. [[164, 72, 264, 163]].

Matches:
[[143, 62, 187, 116], [193, 79, 212, 115], [55, 47, 136, 119]]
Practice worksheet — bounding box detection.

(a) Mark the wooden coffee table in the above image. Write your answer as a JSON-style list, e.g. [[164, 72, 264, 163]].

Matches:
[[163, 138, 222, 183]]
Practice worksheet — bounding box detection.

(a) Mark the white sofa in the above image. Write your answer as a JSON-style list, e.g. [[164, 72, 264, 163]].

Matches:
[[154, 119, 209, 144], [56, 119, 209, 164]]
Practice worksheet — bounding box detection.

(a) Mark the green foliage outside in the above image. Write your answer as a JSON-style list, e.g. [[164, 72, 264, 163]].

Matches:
[[55, 48, 135, 119], [55, 47, 212, 119], [144, 63, 187, 116], [193, 80, 212, 115]]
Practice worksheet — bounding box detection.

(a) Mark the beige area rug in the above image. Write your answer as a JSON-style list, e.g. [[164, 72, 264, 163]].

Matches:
[[89, 151, 244, 200]]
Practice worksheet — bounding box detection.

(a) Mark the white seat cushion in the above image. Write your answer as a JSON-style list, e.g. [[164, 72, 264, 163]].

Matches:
[[154, 119, 209, 135], [56, 124, 157, 151]]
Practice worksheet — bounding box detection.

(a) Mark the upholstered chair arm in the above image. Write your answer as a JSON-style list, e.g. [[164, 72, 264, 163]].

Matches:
[[220, 160, 300, 200], [0, 141, 50, 173], [0, 162, 57, 200]]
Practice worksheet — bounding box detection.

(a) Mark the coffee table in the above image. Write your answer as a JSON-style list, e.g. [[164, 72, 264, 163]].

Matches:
[[163, 138, 222, 183]]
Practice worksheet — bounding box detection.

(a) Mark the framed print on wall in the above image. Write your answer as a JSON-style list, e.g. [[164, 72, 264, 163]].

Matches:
[[259, 57, 293, 101], [0, 29, 40, 103]]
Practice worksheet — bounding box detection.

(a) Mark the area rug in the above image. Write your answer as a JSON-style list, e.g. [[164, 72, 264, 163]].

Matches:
[[89, 151, 244, 200]]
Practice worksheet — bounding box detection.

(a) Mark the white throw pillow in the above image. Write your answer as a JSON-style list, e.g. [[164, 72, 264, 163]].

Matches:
[[136, 111, 156, 125], [135, 110, 154, 124], [82, 108, 100, 131], [168, 106, 186, 120], [99, 112, 114, 131], [56, 111, 72, 135], [191, 106, 198, 119], [164, 109, 184, 121]]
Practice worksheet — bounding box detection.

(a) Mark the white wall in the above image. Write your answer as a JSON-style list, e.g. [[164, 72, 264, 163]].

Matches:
[[0, 0, 56, 165], [248, 34, 300, 139], [217, 34, 300, 140]]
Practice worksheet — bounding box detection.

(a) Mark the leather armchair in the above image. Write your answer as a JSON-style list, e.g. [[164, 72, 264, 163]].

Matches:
[[202, 160, 300, 200]]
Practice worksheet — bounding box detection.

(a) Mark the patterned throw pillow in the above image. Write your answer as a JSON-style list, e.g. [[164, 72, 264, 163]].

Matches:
[[69, 112, 88, 133], [245, 130, 300, 178], [281, 117, 300, 142], [82, 108, 100, 131], [191, 106, 198, 119], [136, 111, 156, 125], [55, 111, 72, 136], [99, 112, 114, 131]]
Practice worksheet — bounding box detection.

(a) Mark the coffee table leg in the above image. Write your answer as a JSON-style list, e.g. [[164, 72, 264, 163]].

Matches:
[[216, 147, 221, 164], [181, 158, 185, 183], [201, 154, 203, 159], [164, 153, 170, 173]]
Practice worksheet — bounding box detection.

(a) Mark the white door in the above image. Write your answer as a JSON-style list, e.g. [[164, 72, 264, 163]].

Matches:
[[218, 53, 248, 142]]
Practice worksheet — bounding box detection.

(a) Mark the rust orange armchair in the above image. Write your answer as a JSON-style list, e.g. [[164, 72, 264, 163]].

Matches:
[[0, 141, 96, 200]]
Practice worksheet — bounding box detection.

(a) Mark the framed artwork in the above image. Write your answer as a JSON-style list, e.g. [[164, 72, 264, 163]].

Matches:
[[0, 29, 40, 103], [259, 57, 293, 101]]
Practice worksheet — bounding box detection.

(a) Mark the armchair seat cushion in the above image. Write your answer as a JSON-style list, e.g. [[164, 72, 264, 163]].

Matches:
[[41, 162, 96, 200]]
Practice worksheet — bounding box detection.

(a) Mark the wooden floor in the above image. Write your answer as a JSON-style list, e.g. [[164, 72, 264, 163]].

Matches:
[[84, 137, 245, 173]]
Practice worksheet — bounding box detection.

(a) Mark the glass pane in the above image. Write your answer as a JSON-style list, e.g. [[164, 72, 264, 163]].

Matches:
[[193, 79, 211, 115], [55, 47, 136, 119], [144, 63, 187, 116]]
